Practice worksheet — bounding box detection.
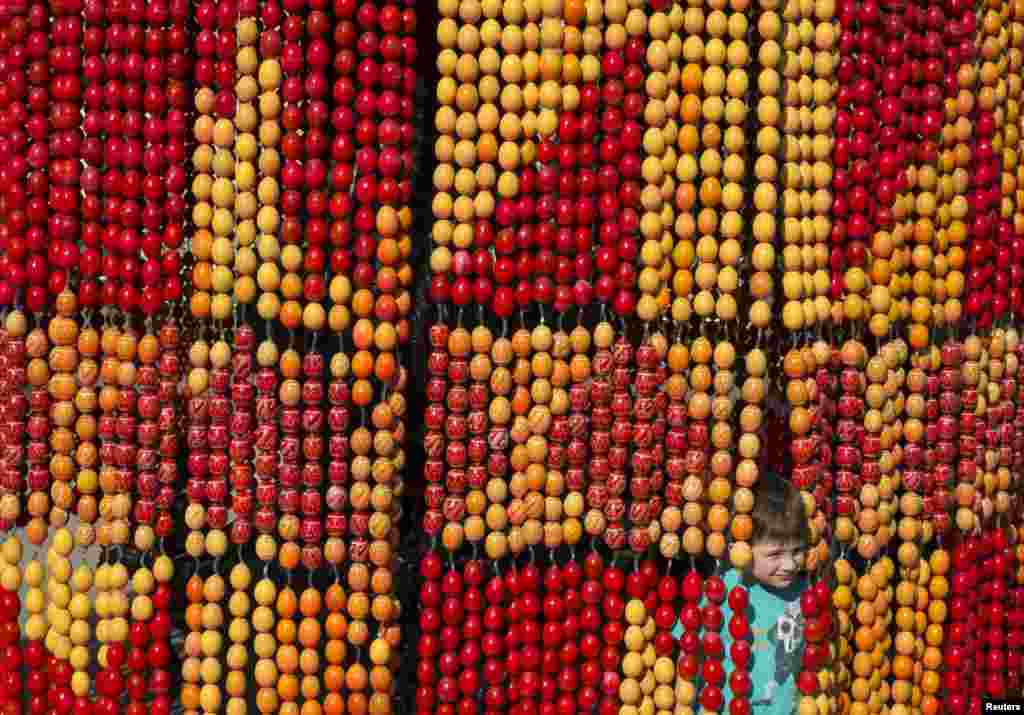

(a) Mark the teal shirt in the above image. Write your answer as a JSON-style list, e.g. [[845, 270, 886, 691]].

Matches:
[[672, 569, 806, 715]]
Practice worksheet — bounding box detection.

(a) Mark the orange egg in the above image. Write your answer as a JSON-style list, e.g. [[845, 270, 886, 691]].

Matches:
[[276, 674, 299, 701], [345, 664, 369, 691], [299, 588, 321, 617], [323, 693, 344, 715], [352, 380, 374, 407], [276, 618, 297, 645], [299, 618, 321, 647], [325, 611, 348, 640], [374, 352, 397, 384], [352, 319, 375, 350]]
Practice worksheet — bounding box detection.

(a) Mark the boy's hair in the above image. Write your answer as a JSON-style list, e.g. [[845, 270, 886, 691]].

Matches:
[[750, 472, 811, 546]]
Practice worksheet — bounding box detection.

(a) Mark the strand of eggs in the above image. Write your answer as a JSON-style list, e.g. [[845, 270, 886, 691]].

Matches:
[[0, 537, 22, 712], [0, 311, 27, 528], [778, 0, 835, 333]]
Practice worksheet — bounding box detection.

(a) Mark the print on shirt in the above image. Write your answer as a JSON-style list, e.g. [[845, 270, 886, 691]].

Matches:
[[751, 600, 804, 705]]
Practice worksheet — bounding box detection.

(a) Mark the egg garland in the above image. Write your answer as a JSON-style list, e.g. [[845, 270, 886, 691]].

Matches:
[[934, 0, 972, 330], [850, 557, 895, 715], [253, 337, 280, 565], [252, 574, 278, 715], [696, 570, 727, 714], [25, 317, 51, 545], [140, 552, 172, 715], [342, 562, 371, 714], [43, 529, 73, 694], [965, 3, 1002, 328], [95, 321, 121, 548], [131, 327, 160, 551], [326, 0, 355, 332], [22, 549, 50, 713], [297, 348, 324, 570], [618, 588, 656, 715], [975, 527, 1010, 699], [424, 323, 448, 542], [274, 0, 308, 333], [276, 345, 303, 571], [701, 340, 734, 561], [0, 323, 12, 530], [915, 547, 950, 715], [795, 577, 834, 714], [462, 324, 490, 551], [626, 334, 664, 553], [575, 551, 605, 712], [831, 0, 877, 328], [584, 320, 617, 548], [988, 329, 1015, 522], [965, 332, 993, 526], [429, 0, 481, 307], [852, 346, 889, 561], [1010, 530, 1024, 694], [325, 347, 352, 569], [597, 559, 626, 715], [414, 551, 443, 712], [509, 559, 543, 714], [19, 0, 51, 315], [479, 330, 513, 558], [153, 320, 181, 540], [45, 0, 81, 305], [931, 337, 963, 539], [526, 0, 568, 316], [551, 322, 584, 550], [0, 311, 28, 528], [754, 0, 782, 332], [114, 326, 140, 549], [563, 325, 591, 551], [555, 0, 603, 316], [782, 0, 836, 333], [658, 338, 687, 559], [830, 557, 854, 715], [322, 579, 347, 715], [832, 338, 865, 550], [192, 566, 226, 715], [516, 323, 557, 544], [254, 0, 284, 326], [0, 538, 22, 712], [185, 336, 211, 559], [300, 581, 326, 715], [0, 10, 30, 313], [956, 333, 982, 533], [634, 6, 682, 324], [1010, 8, 1024, 305], [190, 1, 220, 323], [442, 557, 471, 714], [875, 339, 904, 558], [457, 560, 485, 712], [593, 0, 639, 318], [785, 343, 817, 549], [136, 0, 188, 316], [730, 347, 765, 569], [525, 323, 557, 551], [223, 561, 250, 715], [438, 324, 470, 553], [680, 335, 710, 558], [97, 559, 132, 711], [208, 334, 234, 559], [227, 324, 256, 547], [945, 533, 981, 714], [901, 0, 943, 346]]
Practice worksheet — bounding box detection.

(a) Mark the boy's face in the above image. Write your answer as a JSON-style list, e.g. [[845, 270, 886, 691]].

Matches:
[[750, 538, 805, 589]]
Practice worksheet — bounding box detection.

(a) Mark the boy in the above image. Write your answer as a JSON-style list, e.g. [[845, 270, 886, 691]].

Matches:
[[674, 473, 811, 714]]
